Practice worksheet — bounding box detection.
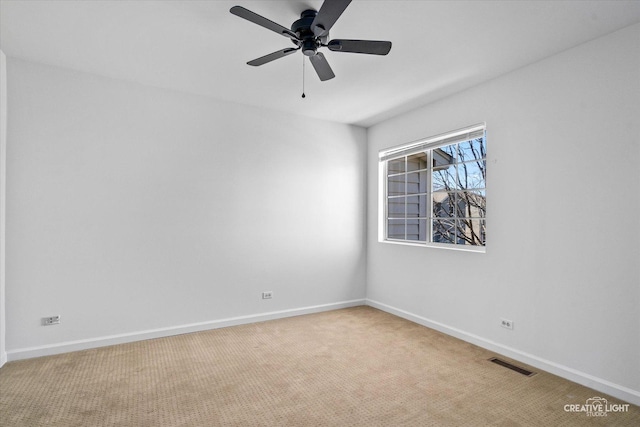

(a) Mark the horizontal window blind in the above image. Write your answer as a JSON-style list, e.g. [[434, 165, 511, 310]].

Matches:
[[379, 123, 486, 162]]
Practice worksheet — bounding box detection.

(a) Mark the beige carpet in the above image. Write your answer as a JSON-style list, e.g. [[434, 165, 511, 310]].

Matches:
[[1, 306, 638, 426]]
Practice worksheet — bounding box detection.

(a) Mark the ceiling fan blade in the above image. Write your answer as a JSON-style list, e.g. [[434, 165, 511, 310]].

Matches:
[[311, 0, 352, 37], [247, 48, 300, 66], [327, 39, 392, 55], [309, 53, 335, 81], [230, 6, 299, 41]]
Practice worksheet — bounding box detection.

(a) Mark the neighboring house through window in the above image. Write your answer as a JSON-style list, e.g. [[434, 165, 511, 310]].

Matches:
[[379, 123, 486, 251]]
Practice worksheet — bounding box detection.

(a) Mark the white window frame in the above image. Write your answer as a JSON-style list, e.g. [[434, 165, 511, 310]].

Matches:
[[378, 123, 486, 253]]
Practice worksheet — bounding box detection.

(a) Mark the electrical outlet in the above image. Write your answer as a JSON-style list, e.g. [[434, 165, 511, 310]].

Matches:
[[262, 291, 273, 299], [500, 318, 514, 330], [42, 315, 61, 326]]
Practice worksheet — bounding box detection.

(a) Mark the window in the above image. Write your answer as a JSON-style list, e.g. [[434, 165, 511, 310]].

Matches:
[[379, 123, 486, 250]]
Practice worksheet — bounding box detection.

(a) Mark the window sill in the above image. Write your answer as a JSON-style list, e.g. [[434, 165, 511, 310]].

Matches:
[[379, 238, 486, 253]]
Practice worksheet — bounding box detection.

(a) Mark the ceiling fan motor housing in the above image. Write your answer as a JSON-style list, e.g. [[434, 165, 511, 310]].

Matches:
[[291, 9, 324, 56]]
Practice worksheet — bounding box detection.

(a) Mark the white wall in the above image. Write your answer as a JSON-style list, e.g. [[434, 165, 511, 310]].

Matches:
[[367, 24, 640, 404], [4, 19, 639, 407], [5, 59, 367, 358]]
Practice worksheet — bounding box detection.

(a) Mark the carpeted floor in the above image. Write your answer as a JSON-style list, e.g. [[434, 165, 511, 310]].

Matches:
[[1, 306, 638, 426]]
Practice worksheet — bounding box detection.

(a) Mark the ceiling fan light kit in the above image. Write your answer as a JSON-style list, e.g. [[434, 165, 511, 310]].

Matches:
[[230, 0, 392, 82]]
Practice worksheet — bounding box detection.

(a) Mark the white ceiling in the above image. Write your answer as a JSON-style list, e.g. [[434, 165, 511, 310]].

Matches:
[[1, 0, 639, 127]]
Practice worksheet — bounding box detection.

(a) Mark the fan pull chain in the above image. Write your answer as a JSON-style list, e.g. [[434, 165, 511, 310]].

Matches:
[[301, 56, 306, 98]]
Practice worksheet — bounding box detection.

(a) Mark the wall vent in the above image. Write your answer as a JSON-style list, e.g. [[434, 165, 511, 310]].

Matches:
[[488, 357, 536, 377]]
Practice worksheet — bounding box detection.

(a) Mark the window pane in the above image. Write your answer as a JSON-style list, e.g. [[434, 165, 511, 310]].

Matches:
[[406, 195, 427, 218], [387, 174, 405, 196], [406, 219, 427, 241], [455, 191, 486, 218], [387, 219, 405, 240], [387, 196, 406, 218], [432, 164, 457, 191], [457, 161, 485, 189], [432, 219, 456, 244], [389, 196, 427, 219], [432, 191, 455, 218], [456, 219, 486, 246], [434, 145, 456, 165], [407, 171, 427, 195], [457, 138, 485, 162], [388, 158, 405, 174], [407, 152, 428, 171]]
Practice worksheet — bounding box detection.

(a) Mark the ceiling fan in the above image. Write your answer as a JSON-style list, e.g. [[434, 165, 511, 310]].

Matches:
[[230, 0, 392, 82]]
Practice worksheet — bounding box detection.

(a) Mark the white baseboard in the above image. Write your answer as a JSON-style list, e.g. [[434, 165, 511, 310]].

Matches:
[[0, 351, 6, 368], [366, 299, 640, 407], [7, 299, 366, 362]]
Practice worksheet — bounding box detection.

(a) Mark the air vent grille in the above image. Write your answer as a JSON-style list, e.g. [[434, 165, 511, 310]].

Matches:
[[489, 357, 536, 377]]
